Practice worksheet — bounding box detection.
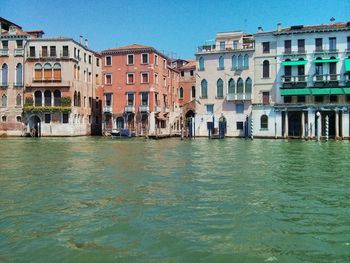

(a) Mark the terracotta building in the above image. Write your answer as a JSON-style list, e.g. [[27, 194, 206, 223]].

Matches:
[[100, 44, 181, 136]]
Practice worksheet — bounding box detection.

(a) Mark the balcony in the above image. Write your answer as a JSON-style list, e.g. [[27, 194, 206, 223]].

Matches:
[[103, 106, 112, 113], [282, 50, 307, 57], [14, 48, 24, 56], [226, 93, 251, 101], [33, 77, 62, 83], [155, 105, 161, 113], [281, 75, 308, 88], [139, 105, 149, 112], [0, 49, 9, 56], [313, 74, 340, 87], [124, 105, 135, 113], [231, 65, 249, 71], [13, 82, 24, 88], [0, 82, 8, 89], [27, 79, 70, 88], [313, 49, 339, 55], [197, 42, 255, 54], [60, 51, 70, 59]]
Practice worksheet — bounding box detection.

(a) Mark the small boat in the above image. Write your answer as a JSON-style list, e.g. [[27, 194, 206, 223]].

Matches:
[[111, 129, 136, 138]]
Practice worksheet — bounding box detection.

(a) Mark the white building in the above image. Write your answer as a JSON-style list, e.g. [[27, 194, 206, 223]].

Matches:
[[195, 31, 255, 137]]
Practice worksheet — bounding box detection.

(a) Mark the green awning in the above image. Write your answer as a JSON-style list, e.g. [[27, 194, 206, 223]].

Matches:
[[329, 88, 344, 95], [343, 87, 350, 94], [282, 60, 307, 66], [280, 89, 311, 96], [313, 59, 339, 63], [311, 88, 330, 95], [345, 59, 350, 71]]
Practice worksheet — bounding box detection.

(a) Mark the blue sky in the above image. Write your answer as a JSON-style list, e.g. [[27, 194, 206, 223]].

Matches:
[[1, 0, 349, 58]]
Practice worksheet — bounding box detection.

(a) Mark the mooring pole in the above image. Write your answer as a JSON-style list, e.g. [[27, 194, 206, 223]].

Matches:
[[325, 115, 329, 142]]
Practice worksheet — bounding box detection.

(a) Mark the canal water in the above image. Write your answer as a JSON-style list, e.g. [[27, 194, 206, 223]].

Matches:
[[0, 137, 350, 262]]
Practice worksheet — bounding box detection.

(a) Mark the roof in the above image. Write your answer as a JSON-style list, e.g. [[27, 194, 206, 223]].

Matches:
[[178, 60, 196, 70], [0, 17, 22, 29], [25, 30, 44, 34], [104, 44, 153, 51]]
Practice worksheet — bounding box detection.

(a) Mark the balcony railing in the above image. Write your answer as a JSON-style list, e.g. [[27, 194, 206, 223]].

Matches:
[[313, 74, 340, 87], [103, 106, 112, 113], [0, 82, 8, 88], [231, 65, 249, 71], [313, 49, 339, 54], [139, 105, 149, 112], [14, 48, 24, 56], [13, 82, 24, 88], [197, 42, 255, 53], [33, 77, 62, 83], [281, 75, 308, 88], [282, 50, 306, 56], [226, 93, 251, 101], [124, 105, 135, 113], [0, 49, 9, 56]]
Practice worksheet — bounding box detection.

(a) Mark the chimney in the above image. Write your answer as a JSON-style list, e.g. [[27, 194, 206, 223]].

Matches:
[[258, 27, 263, 32], [330, 17, 335, 24], [277, 23, 282, 32], [85, 39, 88, 48], [79, 35, 83, 45]]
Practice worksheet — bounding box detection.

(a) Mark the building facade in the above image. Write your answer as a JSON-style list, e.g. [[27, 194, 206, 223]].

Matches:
[[195, 31, 255, 137], [252, 22, 350, 139], [100, 44, 181, 136]]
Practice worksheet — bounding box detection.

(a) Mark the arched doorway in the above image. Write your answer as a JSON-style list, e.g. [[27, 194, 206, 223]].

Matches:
[[28, 115, 41, 137], [185, 110, 195, 138], [219, 115, 227, 139]]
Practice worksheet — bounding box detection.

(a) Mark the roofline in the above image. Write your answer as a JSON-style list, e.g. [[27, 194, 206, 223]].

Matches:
[[101, 46, 170, 60], [0, 17, 22, 29]]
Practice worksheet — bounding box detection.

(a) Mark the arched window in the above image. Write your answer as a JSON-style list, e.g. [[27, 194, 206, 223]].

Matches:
[[329, 56, 337, 80], [315, 57, 323, 80], [243, 54, 249, 69], [34, 91, 42, 106], [245, 78, 252, 94], [232, 55, 237, 69], [261, 115, 268, 129], [77, 66, 80, 80], [191, 86, 195, 98], [16, 63, 23, 86], [298, 58, 305, 81], [34, 63, 42, 80], [53, 63, 61, 80], [74, 65, 77, 79], [43, 63, 52, 80], [116, 117, 124, 129], [238, 55, 243, 69], [263, 60, 270, 78], [1, 64, 8, 86], [199, 57, 204, 71], [1, 94, 7, 107], [44, 90, 51, 106], [237, 78, 244, 94], [228, 78, 235, 94], [54, 90, 61, 106], [179, 87, 184, 99], [78, 91, 81, 107], [218, 56, 224, 70], [16, 94, 21, 106], [74, 91, 77, 106], [201, 79, 208, 98], [216, 78, 223, 98]]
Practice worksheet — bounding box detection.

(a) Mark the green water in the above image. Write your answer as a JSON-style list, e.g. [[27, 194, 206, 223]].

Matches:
[[0, 138, 350, 262]]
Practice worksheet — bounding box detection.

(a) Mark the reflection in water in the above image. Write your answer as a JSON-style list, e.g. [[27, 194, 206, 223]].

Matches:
[[1, 137, 350, 262]]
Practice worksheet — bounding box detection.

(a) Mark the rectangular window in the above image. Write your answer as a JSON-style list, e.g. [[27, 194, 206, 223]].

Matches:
[[220, 41, 225, 50], [62, 113, 69, 123], [163, 77, 166, 87], [127, 73, 134, 84], [236, 121, 244, 130], [105, 93, 112, 106], [155, 73, 158, 84], [29, 46, 35, 57], [62, 46, 69, 57], [284, 40, 291, 54], [141, 53, 149, 64], [45, 114, 51, 123], [141, 72, 149, 83], [298, 39, 305, 53], [16, 40, 23, 48], [84, 53, 86, 62], [141, 92, 148, 105], [155, 55, 158, 65], [315, 95, 323, 103], [236, 103, 244, 113], [190, 70, 194, 76], [2, 40, 8, 49], [262, 92, 269, 105], [315, 38, 323, 51], [163, 59, 166, 69], [284, 96, 292, 103], [348, 37, 350, 50], [181, 71, 184, 77], [127, 93, 134, 106], [89, 55, 92, 64], [329, 37, 336, 51], [127, 54, 134, 65], [233, 40, 238, 50], [206, 104, 214, 114], [105, 56, 112, 66], [105, 74, 112, 85], [50, 46, 56, 57], [96, 58, 100, 67], [42, 46, 48, 57], [262, 42, 270, 53], [297, 96, 306, 103], [74, 47, 77, 58]]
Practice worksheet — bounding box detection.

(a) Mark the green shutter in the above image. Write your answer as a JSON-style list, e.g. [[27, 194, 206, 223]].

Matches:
[[345, 59, 350, 71], [282, 61, 307, 66], [313, 59, 339, 63]]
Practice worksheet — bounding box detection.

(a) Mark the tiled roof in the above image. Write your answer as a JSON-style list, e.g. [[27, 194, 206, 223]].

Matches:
[[178, 60, 196, 70], [280, 22, 350, 32], [105, 44, 153, 51]]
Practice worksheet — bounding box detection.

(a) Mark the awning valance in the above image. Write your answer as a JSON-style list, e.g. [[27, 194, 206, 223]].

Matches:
[[313, 59, 339, 63], [281, 87, 347, 96], [280, 89, 311, 96], [282, 61, 307, 66]]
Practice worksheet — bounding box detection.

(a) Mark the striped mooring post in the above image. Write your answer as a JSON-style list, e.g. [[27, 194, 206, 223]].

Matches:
[[250, 117, 254, 140], [325, 115, 329, 141]]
